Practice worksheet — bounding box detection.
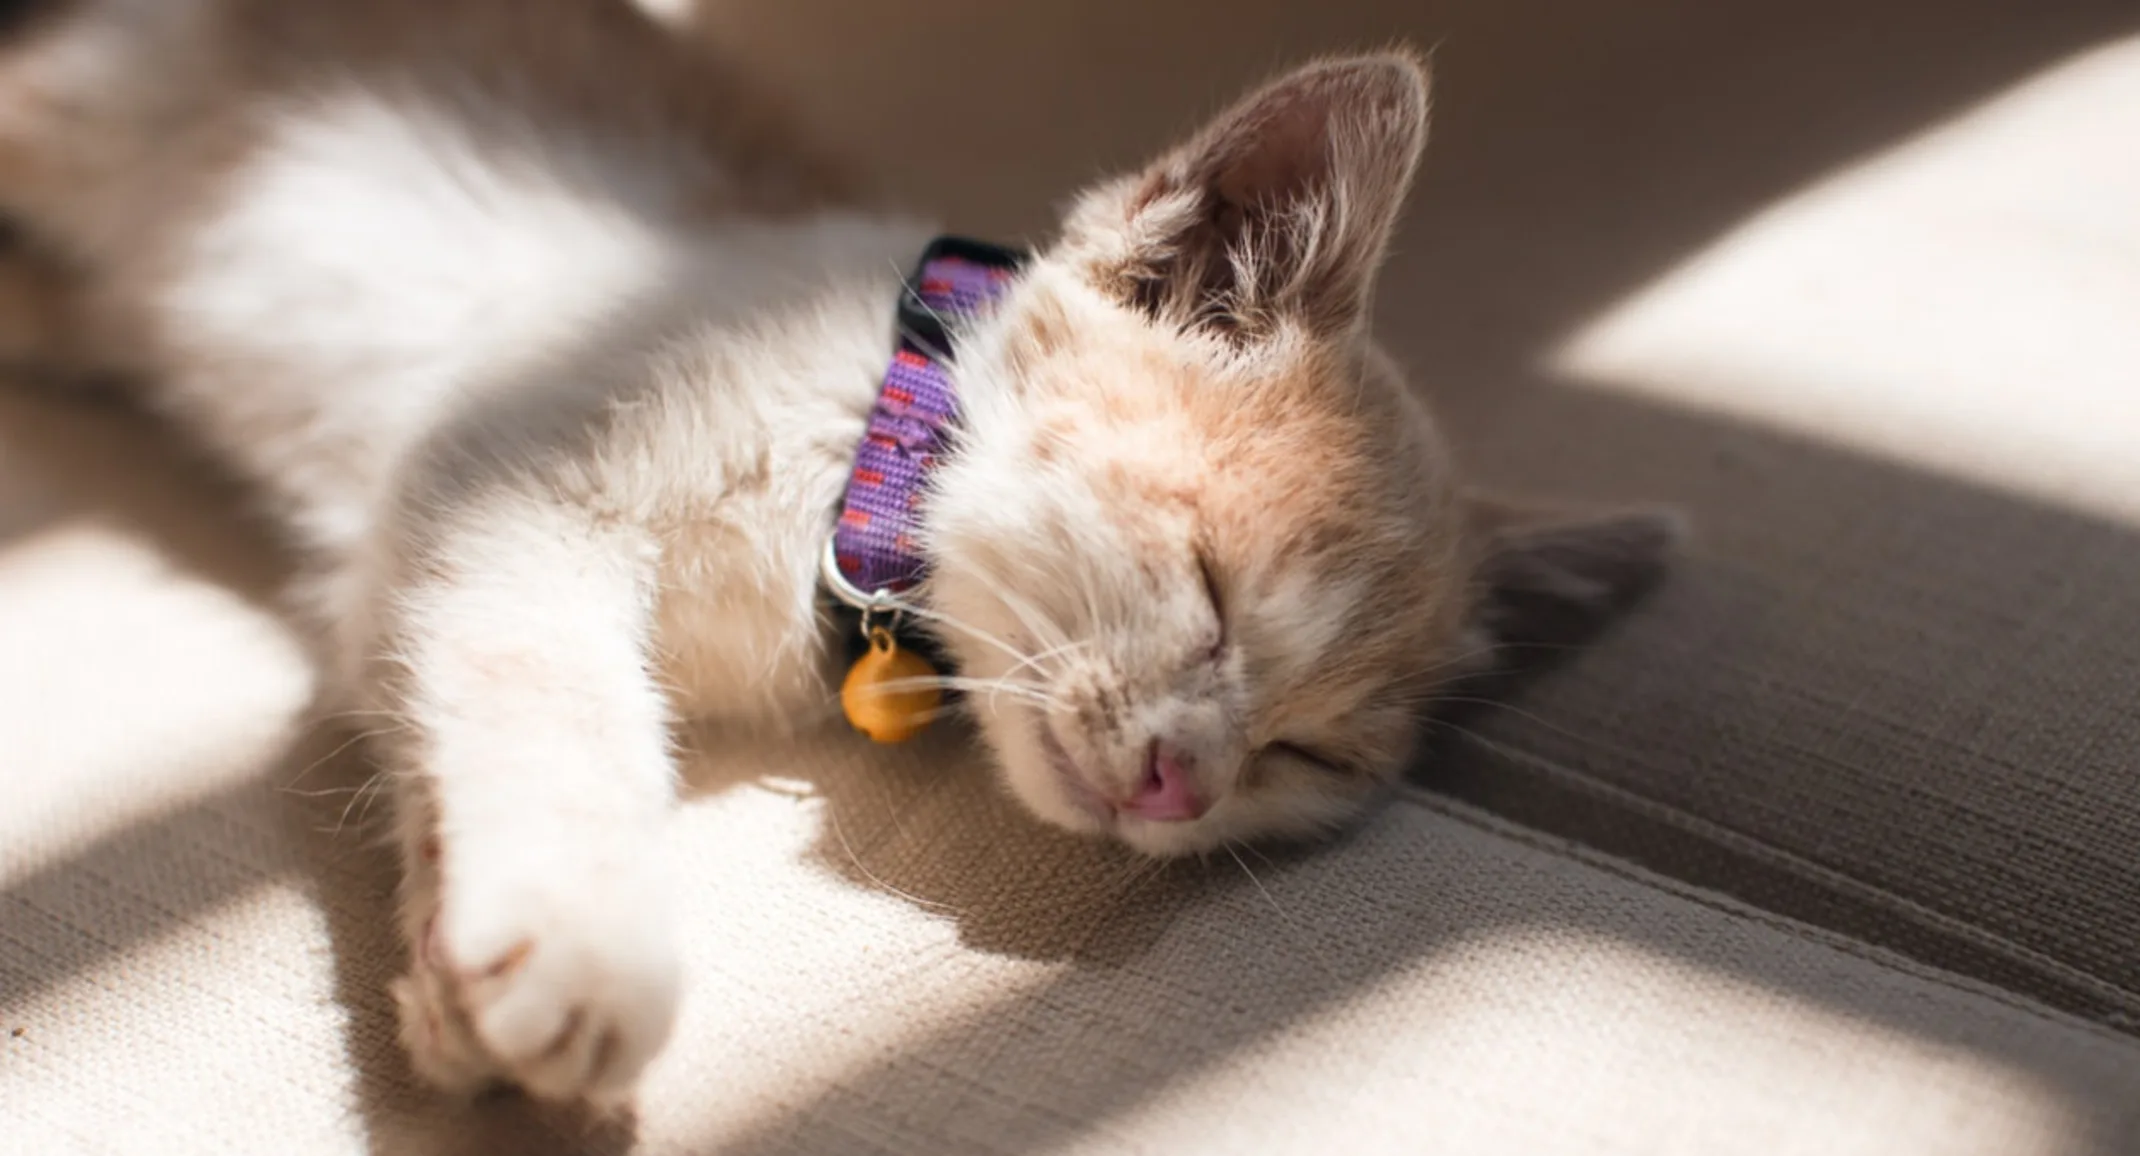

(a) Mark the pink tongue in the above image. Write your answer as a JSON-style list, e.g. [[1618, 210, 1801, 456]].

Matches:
[[1122, 750, 1206, 822]]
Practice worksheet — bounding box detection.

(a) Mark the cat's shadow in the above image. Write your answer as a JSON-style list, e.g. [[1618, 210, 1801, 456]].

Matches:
[[668, 613, 1603, 970], [673, 718, 1329, 969]]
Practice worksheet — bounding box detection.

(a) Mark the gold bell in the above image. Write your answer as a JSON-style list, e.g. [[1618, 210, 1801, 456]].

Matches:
[[841, 627, 942, 743]]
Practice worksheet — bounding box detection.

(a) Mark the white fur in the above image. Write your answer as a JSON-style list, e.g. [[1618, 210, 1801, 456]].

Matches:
[[156, 91, 672, 591], [0, 10, 1473, 1104], [113, 79, 930, 1099]]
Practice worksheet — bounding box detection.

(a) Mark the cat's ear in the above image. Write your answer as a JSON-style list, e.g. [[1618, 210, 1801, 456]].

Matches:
[[1064, 52, 1429, 341], [1464, 497, 1685, 657], [1412, 498, 1681, 764]]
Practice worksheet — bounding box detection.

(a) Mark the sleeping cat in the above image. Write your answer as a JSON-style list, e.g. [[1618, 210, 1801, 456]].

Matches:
[[0, 0, 1675, 1107]]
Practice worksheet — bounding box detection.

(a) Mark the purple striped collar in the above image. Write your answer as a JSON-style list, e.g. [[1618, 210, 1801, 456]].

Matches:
[[820, 237, 1027, 630]]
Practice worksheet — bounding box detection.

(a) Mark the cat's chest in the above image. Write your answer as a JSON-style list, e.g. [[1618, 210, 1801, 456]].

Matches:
[[639, 385, 864, 729], [652, 510, 845, 729], [612, 251, 930, 731]]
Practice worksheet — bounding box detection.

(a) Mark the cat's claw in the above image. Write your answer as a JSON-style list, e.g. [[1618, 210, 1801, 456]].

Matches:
[[395, 852, 680, 1106]]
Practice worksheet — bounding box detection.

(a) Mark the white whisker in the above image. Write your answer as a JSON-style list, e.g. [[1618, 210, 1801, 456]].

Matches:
[[898, 602, 1030, 666], [999, 635, 1093, 685], [959, 559, 1072, 655], [281, 723, 405, 792], [329, 766, 400, 838], [827, 803, 963, 915], [1420, 696, 1626, 757], [863, 673, 1061, 711], [1225, 843, 1341, 984]]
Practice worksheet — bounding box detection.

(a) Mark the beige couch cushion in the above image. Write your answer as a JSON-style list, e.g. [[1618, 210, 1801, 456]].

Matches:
[[5, 400, 2137, 1152], [10, 0, 2140, 1150], [700, 0, 2140, 1024]]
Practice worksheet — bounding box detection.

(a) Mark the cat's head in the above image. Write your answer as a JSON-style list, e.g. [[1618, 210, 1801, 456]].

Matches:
[[923, 52, 1675, 857]]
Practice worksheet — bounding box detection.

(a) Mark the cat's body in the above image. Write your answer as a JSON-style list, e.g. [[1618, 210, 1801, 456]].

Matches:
[[0, 0, 901, 718], [0, 0, 1673, 1106]]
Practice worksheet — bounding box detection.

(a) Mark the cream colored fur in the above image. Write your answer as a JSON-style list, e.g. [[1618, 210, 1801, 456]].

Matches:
[[0, 0, 1671, 1106]]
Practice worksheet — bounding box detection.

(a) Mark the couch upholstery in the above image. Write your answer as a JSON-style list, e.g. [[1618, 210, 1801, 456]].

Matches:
[[7, 0, 2140, 1152]]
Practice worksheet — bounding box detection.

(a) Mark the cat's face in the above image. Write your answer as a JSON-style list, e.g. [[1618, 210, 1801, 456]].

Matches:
[[928, 277, 1467, 857], [924, 54, 1673, 856]]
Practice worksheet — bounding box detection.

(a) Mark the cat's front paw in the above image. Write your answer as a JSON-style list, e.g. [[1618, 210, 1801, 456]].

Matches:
[[396, 847, 681, 1105]]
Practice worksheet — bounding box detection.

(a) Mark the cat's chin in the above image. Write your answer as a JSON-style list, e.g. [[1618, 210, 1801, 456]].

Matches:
[[1111, 816, 1237, 859], [1015, 786, 1234, 860]]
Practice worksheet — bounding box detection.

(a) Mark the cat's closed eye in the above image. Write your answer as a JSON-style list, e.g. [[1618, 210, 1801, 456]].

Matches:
[[1266, 741, 1355, 777], [1194, 549, 1226, 660]]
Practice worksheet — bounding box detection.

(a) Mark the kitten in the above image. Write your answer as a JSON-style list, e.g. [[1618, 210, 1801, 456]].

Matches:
[[0, 0, 1675, 1105]]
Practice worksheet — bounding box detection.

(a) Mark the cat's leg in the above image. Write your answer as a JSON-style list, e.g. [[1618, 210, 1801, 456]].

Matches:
[[366, 492, 682, 1105]]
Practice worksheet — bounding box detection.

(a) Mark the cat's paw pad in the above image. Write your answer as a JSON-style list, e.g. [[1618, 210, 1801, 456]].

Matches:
[[401, 855, 681, 1105]]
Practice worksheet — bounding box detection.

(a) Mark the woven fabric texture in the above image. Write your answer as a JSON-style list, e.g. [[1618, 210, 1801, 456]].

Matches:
[[7, 488, 2138, 1153], [715, 0, 2140, 1028], [10, 0, 2140, 1151]]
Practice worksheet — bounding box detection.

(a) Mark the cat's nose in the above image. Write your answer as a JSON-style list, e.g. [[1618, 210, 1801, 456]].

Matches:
[[1120, 741, 1207, 822]]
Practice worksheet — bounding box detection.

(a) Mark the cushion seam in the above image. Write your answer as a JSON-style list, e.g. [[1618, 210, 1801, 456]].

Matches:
[[1395, 774, 2140, 1046]]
